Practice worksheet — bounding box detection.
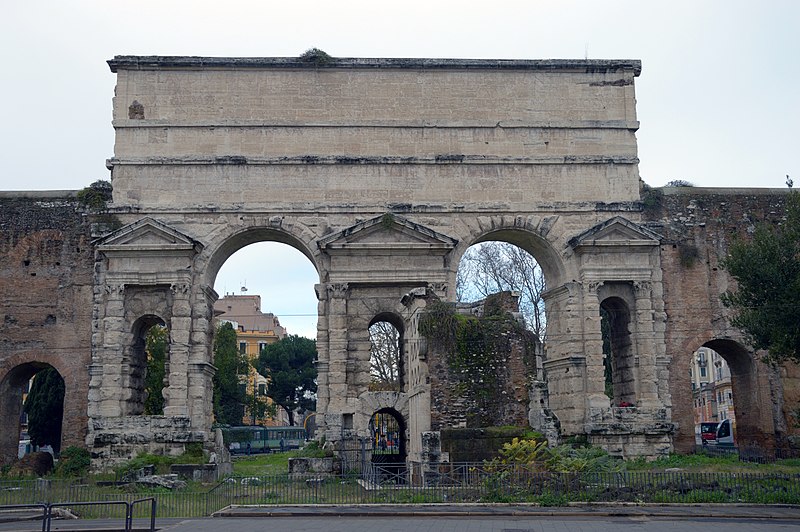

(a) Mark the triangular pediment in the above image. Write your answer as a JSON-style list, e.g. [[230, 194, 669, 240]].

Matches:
[[319, 214, 457, 252], [569, 216, 662, 249], [97, 217, 201, 253]]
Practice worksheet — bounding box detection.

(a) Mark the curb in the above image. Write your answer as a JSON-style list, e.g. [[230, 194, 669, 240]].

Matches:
[[212, 502, 800, 520]]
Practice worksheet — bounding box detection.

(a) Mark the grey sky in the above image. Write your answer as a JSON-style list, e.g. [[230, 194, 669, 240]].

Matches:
[[2, 1, 797, 337]]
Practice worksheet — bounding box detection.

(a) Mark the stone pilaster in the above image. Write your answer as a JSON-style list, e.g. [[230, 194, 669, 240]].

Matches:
[[633, 280, 659, 407]]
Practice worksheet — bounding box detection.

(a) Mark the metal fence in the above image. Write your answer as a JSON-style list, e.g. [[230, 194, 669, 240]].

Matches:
[[2, 465, 800, 519]]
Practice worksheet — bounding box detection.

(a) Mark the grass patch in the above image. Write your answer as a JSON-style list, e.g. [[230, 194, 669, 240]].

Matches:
[[625, 453, 800, 474], [231, 450, 300, 477]]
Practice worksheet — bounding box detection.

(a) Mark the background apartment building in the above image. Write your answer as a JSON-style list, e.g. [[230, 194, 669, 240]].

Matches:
[[690, 346, 736, 432]]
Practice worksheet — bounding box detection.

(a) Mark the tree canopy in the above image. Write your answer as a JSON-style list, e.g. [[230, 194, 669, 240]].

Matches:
[[24, 367, 65, 452], [213, 322, 247, 425], [722, 192, 800, 363], [369, 321, 401, 391], [257, 335, 317, 426]]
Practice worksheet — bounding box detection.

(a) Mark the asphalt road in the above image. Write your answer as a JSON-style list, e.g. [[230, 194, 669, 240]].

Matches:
[[161, 515, 800, 532], [3, 505, 800, 532]]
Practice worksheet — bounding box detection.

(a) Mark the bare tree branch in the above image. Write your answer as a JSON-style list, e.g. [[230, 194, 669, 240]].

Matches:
[[369, 321, 400, 390], [457, 241, 547, 340]]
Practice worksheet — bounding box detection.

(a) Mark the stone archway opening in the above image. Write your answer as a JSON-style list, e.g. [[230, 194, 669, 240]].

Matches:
[[127, 315, 168, 416], [693, 339, 759, 449], [368, 314, 403, 392], [211, 239, 321, 427], [213, 241, 320, 340], [0, 362, 65, 463], [688, 345, 737, 445], [600, 296, 635, 406]]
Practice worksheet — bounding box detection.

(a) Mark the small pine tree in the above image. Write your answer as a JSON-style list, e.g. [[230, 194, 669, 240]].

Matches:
[[24, 367, 65, 452], [213, 322, 247, 425]]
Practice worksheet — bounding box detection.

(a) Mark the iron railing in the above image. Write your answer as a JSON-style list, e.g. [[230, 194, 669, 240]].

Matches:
[[0, 498, 156, 532]]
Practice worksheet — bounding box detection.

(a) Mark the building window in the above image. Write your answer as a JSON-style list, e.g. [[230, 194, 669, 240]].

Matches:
[[239, 342, 247, 354], [258, 383, 266, 396], [700, 366, 707, 378], [258, 342, 268, 354]]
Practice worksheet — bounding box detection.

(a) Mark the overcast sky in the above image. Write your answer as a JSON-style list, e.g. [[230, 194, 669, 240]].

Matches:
[[2, 1, 797, 337]]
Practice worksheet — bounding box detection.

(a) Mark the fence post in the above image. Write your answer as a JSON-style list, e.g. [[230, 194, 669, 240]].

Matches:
[[125, 501, 133, 532]]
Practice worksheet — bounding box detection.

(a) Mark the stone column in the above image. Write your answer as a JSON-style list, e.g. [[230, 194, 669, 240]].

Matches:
[[633, 281, 659, 407], [186, 285, 216, 429], [323, 283, 350, 443], [164, 283, 191, 417], [542, 282, 593, 434], [314, 284, 330, 426], [94, 283, 126, 418], [583, 281, 611, 410]]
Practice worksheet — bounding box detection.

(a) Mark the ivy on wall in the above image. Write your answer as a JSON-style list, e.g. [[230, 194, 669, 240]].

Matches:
[[418, 298, 537, 426]]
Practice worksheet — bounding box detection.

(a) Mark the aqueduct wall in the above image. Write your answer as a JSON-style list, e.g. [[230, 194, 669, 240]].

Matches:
[[0, 56, 796, 466]]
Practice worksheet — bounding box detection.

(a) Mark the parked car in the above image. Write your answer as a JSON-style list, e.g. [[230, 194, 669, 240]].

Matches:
[[714, 419, 735, 447]]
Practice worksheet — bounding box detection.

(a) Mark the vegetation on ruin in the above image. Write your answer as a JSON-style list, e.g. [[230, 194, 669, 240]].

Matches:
[[76, 179, 122, 231], [721, 191, 800, 363], [52, 446, 91, 477], [114, 442, 206, 478], [485, 438, 622, 474], [640, 182, 663, 215], [380, 212, 395, 229], [418, 300, 537, 426], [256, 335, 318, 426], [664, 179, 695, 187], [299, 47, 333, 65], [76, 179, 113, 211]]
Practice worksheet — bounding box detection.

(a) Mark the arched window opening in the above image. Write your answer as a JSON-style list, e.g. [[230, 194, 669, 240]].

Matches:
[[130, 315, 168, 416], [370, 409, 403, 456], [600, 297, 635, 406], [369, 320, 402, 392], [457, 240, 546, 340]]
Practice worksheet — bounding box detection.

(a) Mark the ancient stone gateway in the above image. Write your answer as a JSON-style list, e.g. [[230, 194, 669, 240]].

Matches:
[[0, 55, 796, 467]]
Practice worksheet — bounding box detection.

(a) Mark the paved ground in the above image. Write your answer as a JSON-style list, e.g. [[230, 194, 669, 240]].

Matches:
[[1, 504, 799, 532]]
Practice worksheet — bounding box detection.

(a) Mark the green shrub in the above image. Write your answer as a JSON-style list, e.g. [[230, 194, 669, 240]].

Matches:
[[55, 446, 91, 477]]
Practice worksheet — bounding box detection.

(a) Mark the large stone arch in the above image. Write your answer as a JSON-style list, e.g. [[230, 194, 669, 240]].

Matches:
[[200, 223, 324, 290], [450, 216, 571, 291], [670, 335, 779, 453]]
